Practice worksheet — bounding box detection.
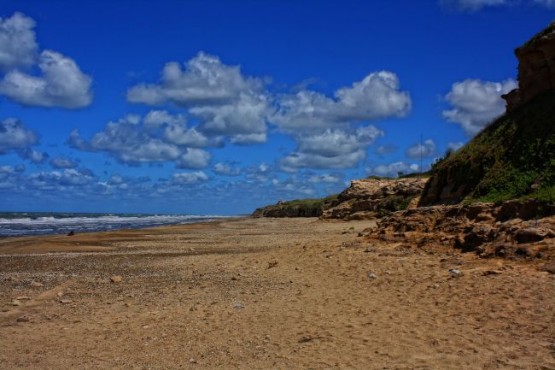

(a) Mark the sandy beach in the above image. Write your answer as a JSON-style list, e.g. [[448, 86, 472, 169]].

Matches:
[[0, 217, 554, 369]]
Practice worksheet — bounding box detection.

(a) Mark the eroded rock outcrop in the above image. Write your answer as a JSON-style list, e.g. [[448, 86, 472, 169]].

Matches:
[[363, 199, 555, 259], [321, 177, 428, 220], [503, 22, 555, 111]]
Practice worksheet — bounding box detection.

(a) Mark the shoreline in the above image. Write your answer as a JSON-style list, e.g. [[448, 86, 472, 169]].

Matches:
[[1, 217, 553, 368], [0, 214, 238, 239]]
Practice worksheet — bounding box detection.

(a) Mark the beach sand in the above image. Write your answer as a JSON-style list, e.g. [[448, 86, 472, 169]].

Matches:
[[0, 217, 553, 369]]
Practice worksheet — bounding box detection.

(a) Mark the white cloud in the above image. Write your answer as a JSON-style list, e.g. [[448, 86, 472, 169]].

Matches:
[[440, 0, 508, 11], [144, 110, 186, 128], [128, 52, 263, 106], [213, 162, 241, 176], [230, 132, 267, 145], [0, 118, 37, 153], [307, 174, 342, 183], [177, 148, 211, 169], [0, 165, 20, 190], [376, 144, 397, 155], [163, 121, 220, 148], [172, 171, 209, 185], [69, 115, 181, 163], [128, 52, 270, 143], [281, 150, 366, 171], [0, 13, 37, 71], [19, 148, 48, 164], [69, 112, 216, 168], [280, 126, 383, 170], [443, 78, 516, 136], [370, 161, 420, 178], [0, 50, 93, 108], [28, 169, 95, 188], [406, 139, 436, 158], [50, 156, 78, 169], [273, 71, 411, 133]]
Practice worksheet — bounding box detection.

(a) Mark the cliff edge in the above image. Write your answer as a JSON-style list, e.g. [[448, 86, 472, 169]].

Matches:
[[420, 22, 555, 206]]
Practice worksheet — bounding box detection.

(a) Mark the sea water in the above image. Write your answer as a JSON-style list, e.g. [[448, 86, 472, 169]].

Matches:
[[0, 212, 228, 237]]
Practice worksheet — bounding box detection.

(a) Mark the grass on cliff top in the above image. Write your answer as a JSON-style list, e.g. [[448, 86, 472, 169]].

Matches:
[[279, 194, 339, 208], [365, 172, 429, 180], [430, 89, 555, 204]]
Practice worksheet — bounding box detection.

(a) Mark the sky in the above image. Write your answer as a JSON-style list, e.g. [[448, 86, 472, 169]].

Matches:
[[0, 0, 553, 215]]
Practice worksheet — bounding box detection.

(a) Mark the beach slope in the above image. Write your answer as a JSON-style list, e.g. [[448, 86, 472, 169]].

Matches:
[[0, 218, 553, 369]]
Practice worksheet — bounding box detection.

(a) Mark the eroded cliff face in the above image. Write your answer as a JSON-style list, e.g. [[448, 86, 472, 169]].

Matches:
[[321, 177, 427, 220], [503, 22, 555, 111], [362, 200, 555, 260], [420, 22, 555, 207]]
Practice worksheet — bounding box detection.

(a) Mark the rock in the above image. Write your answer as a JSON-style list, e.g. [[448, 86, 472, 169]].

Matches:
[[515, 246, 533, 257], [30, 281, 43, 287], [16, 316, 30, 323], [15, 296, 31, 300], [233, 303, 245, 310], [267, 261, 278, 269], [482, 270, 501, 276], [298, 335, 315, 343], [540, 262, 555, 274], [515, 228, 549, 243], [503, 22, 555, 111], [321, 177, 428, 220], [110, 275, 123, 283], [11, 299, 22, 306], [59, 299, 72, 304], [449, 269, 462, 278], [367, 272, 378, 280]]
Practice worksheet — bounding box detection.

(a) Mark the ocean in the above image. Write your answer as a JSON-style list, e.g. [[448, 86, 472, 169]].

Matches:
[[0, 212, 230, 237]]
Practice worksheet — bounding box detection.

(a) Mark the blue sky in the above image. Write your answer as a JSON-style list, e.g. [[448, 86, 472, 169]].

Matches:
[[0, 0, 553, 215]]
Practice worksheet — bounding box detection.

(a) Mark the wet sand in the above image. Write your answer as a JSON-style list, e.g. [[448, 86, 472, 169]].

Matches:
[[0, 217, 554, 369]]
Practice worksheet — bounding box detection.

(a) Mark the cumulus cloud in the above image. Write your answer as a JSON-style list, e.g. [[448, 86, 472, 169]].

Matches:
[[128, 52, 270, 143], [0, 50, 93, 108], [406, 139, 436, 159], [307, 174, 342, 183], [376, 144, 397, 155], [50, 156, 78, 169], [370, 161, 420, 178], [0, 118, 37, 153], [28, 168, 95, 188], [0, 12, 38, 71], [172, 171, 209, 185], [177, 148, 211, 169], [69, 111, 214, 168], [213, 162, 241, 176], [280, 126, 383, 170], [440, 0, 508, 11], [443, 78, 516, 136], [128, 52, 263, 106], [273, 71, 411, 133], [19, 148, 48, 164]]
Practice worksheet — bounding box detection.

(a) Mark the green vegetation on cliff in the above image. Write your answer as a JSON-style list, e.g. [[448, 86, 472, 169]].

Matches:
[[252, 194, 339, 217], [420, 89, 555, 205]]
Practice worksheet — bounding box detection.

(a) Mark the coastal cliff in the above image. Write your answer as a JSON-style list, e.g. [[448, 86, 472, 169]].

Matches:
[[420, 22, 555, 206], [251, 195, 339, 218], [321, 177, 427, 220], [252, 177, 427, 219], [503, 22, 555, 111]]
